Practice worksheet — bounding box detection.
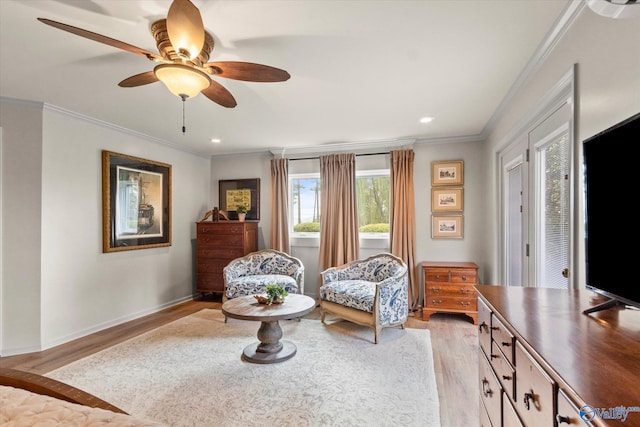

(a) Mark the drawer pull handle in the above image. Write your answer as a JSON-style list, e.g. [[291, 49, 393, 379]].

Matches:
[[430, 287, 442, 293], [479, 321, 488, 333], [501, 341, 511, 347], [490, 354, 500, 359], [502, 375, 512, 381], [523, 390, 540, 411], [460, 288, 471, 294], [460, 301, 471, 307], [490, 326, 499, 331], [556, 415, 571, 424], [482, 378, 493, 398], [431, 299, 443, 305]]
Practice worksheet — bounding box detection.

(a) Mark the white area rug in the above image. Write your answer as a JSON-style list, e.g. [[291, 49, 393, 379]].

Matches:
[[47, 309, 440, 427]]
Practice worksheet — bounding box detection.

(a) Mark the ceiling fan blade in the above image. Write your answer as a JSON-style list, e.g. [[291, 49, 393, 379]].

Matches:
[[205, 62, 291, 82], [201, 80, 237, 108], [37, 18, 163, 62], [118, 71, 159, 87], [167, 0, 205, 60]]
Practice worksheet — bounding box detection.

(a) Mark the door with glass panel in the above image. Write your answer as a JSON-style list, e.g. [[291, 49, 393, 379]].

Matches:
[[501, 101, 572, 289]]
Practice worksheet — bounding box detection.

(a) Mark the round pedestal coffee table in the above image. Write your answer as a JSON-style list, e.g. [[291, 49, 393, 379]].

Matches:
[[221, 293, 316, 364]]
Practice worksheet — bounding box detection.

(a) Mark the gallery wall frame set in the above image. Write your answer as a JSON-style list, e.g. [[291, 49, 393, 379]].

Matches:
[[431, 160, 464, 239], [102, 150, 172, 253]]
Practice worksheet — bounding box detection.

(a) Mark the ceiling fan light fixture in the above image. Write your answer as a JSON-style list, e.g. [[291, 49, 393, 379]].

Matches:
[[154, 63, 210, 99]]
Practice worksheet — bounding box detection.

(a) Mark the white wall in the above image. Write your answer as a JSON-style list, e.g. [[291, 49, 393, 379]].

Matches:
[[0, 100, 44, 352], [0, 99, 211, 355], [482, 7, 640, 285]]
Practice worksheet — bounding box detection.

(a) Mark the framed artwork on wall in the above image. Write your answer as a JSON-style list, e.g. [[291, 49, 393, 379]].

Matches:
[[102, 150, 172, 253], [432, 187, 464, 212], [432, 160, 464, 186], [219, 178, 260, 220], [432, 215, 463, 239]]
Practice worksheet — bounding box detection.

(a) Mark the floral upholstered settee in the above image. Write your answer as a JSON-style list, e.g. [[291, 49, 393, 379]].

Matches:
[[319, 253, 409, 344], [223, 249, 304, 303]]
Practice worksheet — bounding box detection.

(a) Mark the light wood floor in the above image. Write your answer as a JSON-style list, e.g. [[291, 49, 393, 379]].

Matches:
[[0, 297, 479, 427]]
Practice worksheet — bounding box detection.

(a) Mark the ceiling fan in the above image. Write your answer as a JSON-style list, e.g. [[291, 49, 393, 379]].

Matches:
[[38, 0, 290, 109]]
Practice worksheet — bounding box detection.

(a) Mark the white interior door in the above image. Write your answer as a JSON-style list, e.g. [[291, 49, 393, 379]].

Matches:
[[530, 103, 572, 289], [501, 142, 527, 287], [500, 101, 573, 289]]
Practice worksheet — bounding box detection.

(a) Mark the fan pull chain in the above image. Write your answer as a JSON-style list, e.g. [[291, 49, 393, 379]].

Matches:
[[181, 95, 187, 134]]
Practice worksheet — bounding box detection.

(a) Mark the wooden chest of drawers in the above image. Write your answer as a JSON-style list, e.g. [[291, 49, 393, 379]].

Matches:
[[476, 285, 640, 427], [422, 261, 479, 324], [196, 221, 258, 294]]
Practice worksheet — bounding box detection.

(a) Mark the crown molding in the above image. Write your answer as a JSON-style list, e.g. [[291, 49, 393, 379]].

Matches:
[[481, 0, 585, 140], [268, 138, 416, 158], [0, 97, 211, 158]]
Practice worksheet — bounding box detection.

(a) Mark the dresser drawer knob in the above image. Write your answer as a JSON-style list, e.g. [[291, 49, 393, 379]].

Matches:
[[556, 415, 571, 424], [523, 390, 540, 411], [479, 321, 488, 333], [482, 378, 493, 398], [501, 341, 511, 347], [434, 275, 441, 281], [461, 275, 467, 281]]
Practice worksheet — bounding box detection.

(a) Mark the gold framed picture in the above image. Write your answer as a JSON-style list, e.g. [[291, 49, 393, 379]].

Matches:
[[432, 187, 464, 212], [218, 178, 260, 220], [432, 160, 464, 186], [432, 215, 463, 239], [102, 150, 172, 253]]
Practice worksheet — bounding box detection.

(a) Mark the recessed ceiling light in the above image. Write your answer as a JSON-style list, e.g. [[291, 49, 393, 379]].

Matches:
[[420, 116, 434, 124], [210, 138, 221, 144]]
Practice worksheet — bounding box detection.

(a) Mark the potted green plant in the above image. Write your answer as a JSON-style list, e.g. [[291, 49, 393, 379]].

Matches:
[[236, 205, 248, 222], [265, 283, 288, 305]]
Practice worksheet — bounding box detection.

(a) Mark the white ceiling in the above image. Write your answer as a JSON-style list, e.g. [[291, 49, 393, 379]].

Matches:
[[0, 0, 572, 157]]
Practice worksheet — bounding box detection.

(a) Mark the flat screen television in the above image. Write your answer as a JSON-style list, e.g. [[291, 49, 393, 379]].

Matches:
[[583, 112, 640, 314]]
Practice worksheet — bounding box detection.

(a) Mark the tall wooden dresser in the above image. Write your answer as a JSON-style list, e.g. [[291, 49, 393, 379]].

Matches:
[[196, 221, 258, 295], [422, 261, 479, 324]]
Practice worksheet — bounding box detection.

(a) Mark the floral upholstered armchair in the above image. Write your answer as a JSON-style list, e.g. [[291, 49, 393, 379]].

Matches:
[[223, 249, 304, 304], [319, 253, 409, 344]]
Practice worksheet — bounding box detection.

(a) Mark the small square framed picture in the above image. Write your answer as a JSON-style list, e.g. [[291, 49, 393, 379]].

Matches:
[[432, 160, 464, 186], [432, 215, 464, 239], [432, 187, 463, 212]]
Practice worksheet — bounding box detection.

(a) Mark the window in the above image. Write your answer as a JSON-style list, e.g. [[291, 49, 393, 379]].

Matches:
[[289, 170, 390, 237], [290, 173, 321, 233], [356, 170, 390, 236]]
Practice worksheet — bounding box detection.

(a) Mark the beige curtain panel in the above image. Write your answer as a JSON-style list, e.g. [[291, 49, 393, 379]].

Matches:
[[269, 158, 290, 253], [390, 149, 419, 311], [318, 153, 359, 274]]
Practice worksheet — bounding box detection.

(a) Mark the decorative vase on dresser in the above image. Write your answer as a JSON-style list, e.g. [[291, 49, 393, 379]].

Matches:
[[196, 220, 258, 295], [421, 261, 479, 324]]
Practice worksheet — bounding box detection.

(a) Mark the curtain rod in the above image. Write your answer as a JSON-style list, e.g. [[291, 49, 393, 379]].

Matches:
[[288, 152, 389, 161]]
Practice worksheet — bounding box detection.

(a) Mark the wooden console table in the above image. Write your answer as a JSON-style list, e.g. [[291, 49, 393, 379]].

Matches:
[[476, 285, 640, 426]]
